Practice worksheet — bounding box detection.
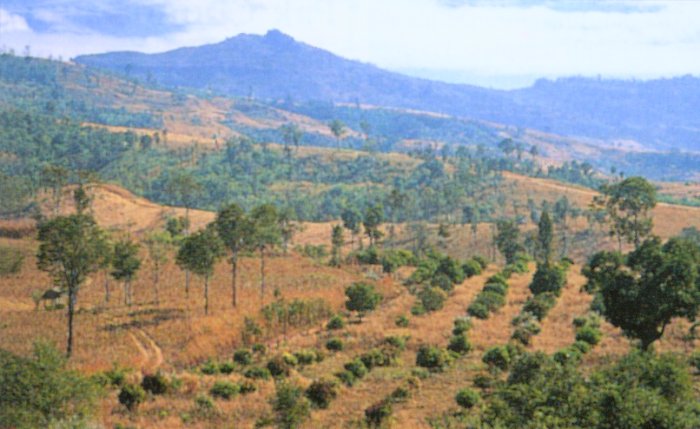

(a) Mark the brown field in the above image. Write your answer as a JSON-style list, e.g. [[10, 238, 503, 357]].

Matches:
[[2, 177, 699, 428]]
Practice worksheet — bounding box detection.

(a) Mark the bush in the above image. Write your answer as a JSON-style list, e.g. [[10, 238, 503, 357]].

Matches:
[[571, 340, 592, 354], [482, 282, 507, 296], [267, 354, 296, 378], [575, 326, 602, 346], [431, 273, 455, 293], [388, 386, 411, 403], [437, 256, 465, 284], [233, 349, 252, 365], [482, 346, 511, 372], [240, 380, 257, 394], [410, 302, 426, 316], [360, 348, 393, 370], [244, 366, 271, 380], [218, 360, 235, 374], [689, 352, 700, 374], [467, 301, 489, 319], [529, 262, 566, 296], [384, 335, 407, 351], [305, 379, 338, 409], [344, 358, 369, 378], [472, 255, 488, 270], [355, 246, 380, 265], [416, 345, 454, 372], [486, 273, 508, 286], [193, 394, 216, 415], [325, 337, 344, 352], [335, 370, 357, 386], [447, 334, 472, 355], [522, 292, 558, 321], [141, 372, 169, 395], [455, 388, 480, 409], [252, 343, 267, 355], [395, 314, 410, 327], [453, 317, 473, 335], [477, 291, 505, 311], [345, 282, 382, 320], [326, 314, 345, 330], [271, 382, 311, 429], [473, 373, 495, 390], [293, 349, 317, 366], [419, 287, 448, 312], [200, 359, 219, 375], [119, 383, 146, 411], [462, 259, 482, 278], [552, 348, 582, 365], [210, 380, 240, 399], [365, 400, 392, 428], [103, 364, 128, 387]]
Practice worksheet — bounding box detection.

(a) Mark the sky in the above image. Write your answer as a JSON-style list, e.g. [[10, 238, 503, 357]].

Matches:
[[1, 0, 700, 88]]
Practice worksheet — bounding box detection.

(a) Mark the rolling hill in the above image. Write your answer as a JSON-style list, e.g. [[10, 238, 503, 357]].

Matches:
[[76, 29, 700, 152]]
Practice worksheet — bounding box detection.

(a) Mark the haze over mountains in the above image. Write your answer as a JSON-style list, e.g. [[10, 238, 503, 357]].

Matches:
[[75, 29, 700, 153]]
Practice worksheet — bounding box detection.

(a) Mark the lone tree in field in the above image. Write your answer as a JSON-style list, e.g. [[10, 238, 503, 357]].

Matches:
[[494, 219, 522, 265], [328, 119, 346, 150], [583, 237, 700, 351], [250, 204, 281, 307], [363, 204, 384, 247], [596, 176, 657, 250], [215, 203, 252, 308], [341, 208, 362, 250], [330, 224, 345, 267], [111, 238, 141, 307], [166, 172, 202, 295], [143, 231, 171, 305], [345, 282, 382, 322], [36, 212, 109, 357], [176, 226, 223, 315], [537, 210, 554, 264]]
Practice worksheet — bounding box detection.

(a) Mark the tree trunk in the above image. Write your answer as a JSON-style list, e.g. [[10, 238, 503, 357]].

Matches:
[[231, 255, 238, 308], [204, 276, 209, 315], [260, 248, 266, 308], [185, 270, 190, 297], [66, 290, 76, 358], [124, 281, 128, 306], [104, 277, 110, 303], [153, 267, 160, 305]]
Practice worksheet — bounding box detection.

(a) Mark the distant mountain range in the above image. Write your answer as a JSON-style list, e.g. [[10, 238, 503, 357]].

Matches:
[[76, 29, 700, 152]]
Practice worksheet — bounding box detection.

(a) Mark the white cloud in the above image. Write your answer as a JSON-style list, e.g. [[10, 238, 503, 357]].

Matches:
[[2, 0, 700, 87], [0, 8, 30, 33]]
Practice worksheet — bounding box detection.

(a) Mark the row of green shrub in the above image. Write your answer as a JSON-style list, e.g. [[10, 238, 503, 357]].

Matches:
[[553, 313, 602, 365]]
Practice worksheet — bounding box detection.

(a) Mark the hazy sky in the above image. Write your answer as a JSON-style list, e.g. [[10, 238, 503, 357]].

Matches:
[[1, 0, 700, 88]]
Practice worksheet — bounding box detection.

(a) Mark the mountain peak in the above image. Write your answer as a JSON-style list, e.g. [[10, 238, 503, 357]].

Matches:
[[263, 29, 296, 45]]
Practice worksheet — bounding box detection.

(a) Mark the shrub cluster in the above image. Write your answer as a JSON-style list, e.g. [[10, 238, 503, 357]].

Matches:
[[416, 345, 456, 372], [553, 313, 602, 365], [468, 271, 510, 319]]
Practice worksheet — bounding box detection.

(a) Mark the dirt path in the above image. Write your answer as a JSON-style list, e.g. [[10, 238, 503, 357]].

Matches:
[[128, 328, 164, 373]]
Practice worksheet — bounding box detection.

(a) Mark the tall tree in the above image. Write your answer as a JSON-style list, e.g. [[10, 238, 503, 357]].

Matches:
[[111, 238, 142, 307], [597, 176, 657, 250], [166, 172, 202, 295], [494, 219, 522, 265], [36, 213, 109, 357], [41, 165, 68, 216], [363, 204, 384, 247], [583, 237, 700, 350], [537, 210, 554, 264], [214, 203, 252, 308], [552, 196, 570, 258], [176, 226, 223, 315], [328, 119, 346, 150], [330, 224, 345, 267], [341, 208, 362, 250], [143, 231, 171, 305], [250, 204, 281, 308]]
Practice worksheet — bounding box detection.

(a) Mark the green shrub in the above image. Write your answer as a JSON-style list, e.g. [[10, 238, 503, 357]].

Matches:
[[365, 400, 392, 428], [344, 358, 368, 378], [486, 273, 508, 286], [244, 366, 271, 380], [252, 343, 267, 355], [193, 394, 216, 415], [478, 291, 505, 311], [210, 380, 240, 400], [355, 246, 380, 265], [575, 326, 602, 346], [326, 314, 345, 330], [437, 256, 465, 284], [360, 348, 393, 370], [233, 349, 252, 365], [200, 359, 219, 375], [455, 388, 480, 409], [305, 379, 338, 409], [0, 245, 23, 276], [419, 287, 448, 312], [325, 337, 344, 352], [384, 335, 407, 351], [239, 380, 257, 394], [267, 354, 296, 378], [271, 382, 311, 429], [395, 314, 410, 327], [431, 273, 455, 293], [482, 346, 511, 372], [293, 349, 317, 366], [462, 259, 482, 278], [522, 292, 558, 321], [453, 317, 473, 335], [416, 345, 454, 372], [482, 282, 507, 296], [103, 364, 128, 387], [345, 282, 382, 320], [552, 348, 582, 365], [388, 386, 411, 403], [141, 372, 169, 395], [218, 360, 235, 374], [529, 262, 566, 296], [119, 383, 146, 411], [335, 370, 357, 386], [410, 302, 426, 316], [467, 301, 489, 319], [571, 340, 592, 354], [689, 352, 700, 374], [473, 373, 495, 390], [472, 255, 488, 270], [447, 334, 472, 355]]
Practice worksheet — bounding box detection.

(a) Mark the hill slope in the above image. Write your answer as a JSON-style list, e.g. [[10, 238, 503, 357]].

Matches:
[[75, 30, 700, 151]]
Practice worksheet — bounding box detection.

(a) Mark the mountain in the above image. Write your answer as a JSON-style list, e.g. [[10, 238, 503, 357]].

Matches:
[[75, 30, 700, 152]]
